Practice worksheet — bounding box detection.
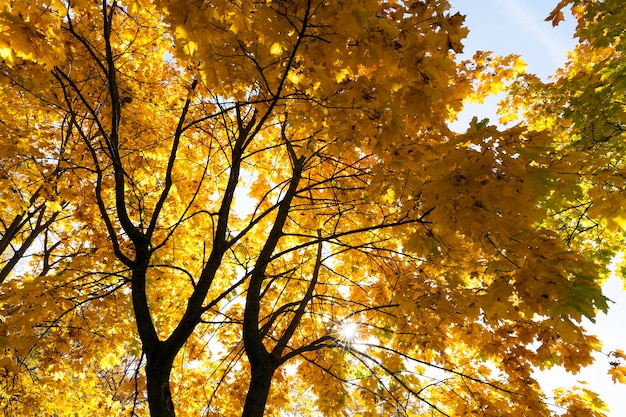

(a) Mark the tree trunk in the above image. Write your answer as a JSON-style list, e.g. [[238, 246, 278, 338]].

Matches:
[[241, 361, 276, 417], [146, 361, 176, 417]]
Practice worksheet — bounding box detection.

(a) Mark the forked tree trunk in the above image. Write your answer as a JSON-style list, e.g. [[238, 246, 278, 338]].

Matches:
[[146, 358, 176, 417], [241, 361, 276, 417]]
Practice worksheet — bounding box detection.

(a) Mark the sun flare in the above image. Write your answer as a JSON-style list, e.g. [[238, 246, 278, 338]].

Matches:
[[337, 321, 359, 345]]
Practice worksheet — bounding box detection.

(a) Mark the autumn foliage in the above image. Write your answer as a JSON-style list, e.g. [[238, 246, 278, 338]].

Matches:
[[0, 0, 624, 416]]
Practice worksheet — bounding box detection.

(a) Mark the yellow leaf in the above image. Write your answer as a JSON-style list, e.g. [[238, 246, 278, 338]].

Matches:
[[0, 46, 13, 66], [335, 68, 350, 83], [287, 71, 301, 85], [183, 40, 198, 56], [380, 187, 395, 204], [608, 367, 626, 384], [270, 42, 283, 55]]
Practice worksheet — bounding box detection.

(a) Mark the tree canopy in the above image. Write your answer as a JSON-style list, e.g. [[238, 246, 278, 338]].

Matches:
[[0, 0, 624, 416]]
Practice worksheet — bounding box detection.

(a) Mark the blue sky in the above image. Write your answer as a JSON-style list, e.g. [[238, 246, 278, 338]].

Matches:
[[450, 0, 577, 129], [449, 1, 626, 415], [453, 0, 577, 78]]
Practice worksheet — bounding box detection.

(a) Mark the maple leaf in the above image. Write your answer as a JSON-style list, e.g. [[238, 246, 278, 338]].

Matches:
[[0, 0, 622, 416]]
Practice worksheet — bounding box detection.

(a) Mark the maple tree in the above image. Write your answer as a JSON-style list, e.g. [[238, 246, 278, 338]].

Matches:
[[0, 0, 623, 416], [501, 0, 626, 403]]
